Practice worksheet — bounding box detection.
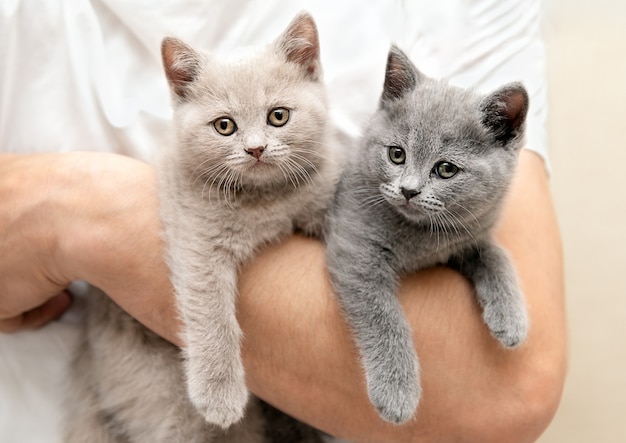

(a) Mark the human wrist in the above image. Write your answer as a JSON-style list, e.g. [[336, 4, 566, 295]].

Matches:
[[11, 152, 79, 289], [50, 152, 105, 286], [55, 152, 182, 343]]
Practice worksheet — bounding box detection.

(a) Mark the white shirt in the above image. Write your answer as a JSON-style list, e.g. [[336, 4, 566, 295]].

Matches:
[[0, 1, 548, 441]]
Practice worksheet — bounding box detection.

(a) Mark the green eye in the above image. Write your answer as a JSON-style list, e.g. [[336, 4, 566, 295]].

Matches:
[[435, 161, 459, 179], [268, 107, 290, 127], [214, 117, 237, 136], [388, 146, 406, 165]]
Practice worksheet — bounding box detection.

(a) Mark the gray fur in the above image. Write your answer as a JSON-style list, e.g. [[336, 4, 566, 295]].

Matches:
[[64, 13, 337, 442], [324, 45, 529, 424]]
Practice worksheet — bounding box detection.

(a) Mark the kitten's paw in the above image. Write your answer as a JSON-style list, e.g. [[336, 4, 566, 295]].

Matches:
[[366, 366, 421, 424], [483, 297, 529, 348], [189, 377, 249, 429], [186, 353, 249, 428]]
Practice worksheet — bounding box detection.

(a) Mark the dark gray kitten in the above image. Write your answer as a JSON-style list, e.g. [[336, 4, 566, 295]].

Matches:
[[324, 46, 529, 424]]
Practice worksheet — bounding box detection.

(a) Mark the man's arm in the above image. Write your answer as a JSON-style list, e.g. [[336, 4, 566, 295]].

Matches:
[[0, 149, 565, 442]]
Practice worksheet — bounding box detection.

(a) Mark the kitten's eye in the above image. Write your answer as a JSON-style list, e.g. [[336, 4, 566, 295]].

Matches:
[[434, 161, 459, 179], [268, 108, 290, 127], [213, 117, 237, 136], [388, 146, 406, 165]]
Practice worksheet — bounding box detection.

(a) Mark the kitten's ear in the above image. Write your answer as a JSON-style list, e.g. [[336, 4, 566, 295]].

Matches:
[[275, 12, 321, 80], [381, 45, 424, 105], [161, 37, 202, 101], [480, 82, 529, 145]]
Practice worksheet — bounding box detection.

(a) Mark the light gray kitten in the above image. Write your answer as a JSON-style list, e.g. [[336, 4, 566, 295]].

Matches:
[[64, 12, 337, 443], [324, 46, 529, 425], [159, 11, 340, 429]]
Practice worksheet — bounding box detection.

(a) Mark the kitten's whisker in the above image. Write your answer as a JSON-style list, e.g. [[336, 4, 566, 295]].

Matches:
[[195, 154, 240, 181], [202, 166, 224, 203], [438, 213, 451, 251], [278, 161, 299, 189], [231, 170, 243, 207], [348, 186, 382, 199], [284, 157, 313, 188], [427, 214, 436, 242], [431, 213, 442, 251], [203, 163, 235, 204], [223, 169, 240, 209], [190, 157, 217, 188], [285, 157, 310, 182], [440, 211, 461, 239], [446, 209, 480, 248], [292, 147, 328, 161], [437, 212, 455, 250], [360, 194, 387, 210], [200, 161, 232, 180], [212, 165, 239, 208], [279, 160, 299, 188], [214, 170, 228, 204], [347, 186, 389, 210], [454, 203, 481, 228], [191, 153, 237, 180], [194, 161, 223, 193], [290, 152, 319, 173]]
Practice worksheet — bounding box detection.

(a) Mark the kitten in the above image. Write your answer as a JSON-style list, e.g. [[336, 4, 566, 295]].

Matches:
[[159, 11, 340, 429], [64, 12, 337, 442], [324, 45, 529, 424]]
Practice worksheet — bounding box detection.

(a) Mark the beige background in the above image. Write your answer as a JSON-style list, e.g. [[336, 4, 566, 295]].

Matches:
[[539, 0, 626, 441]]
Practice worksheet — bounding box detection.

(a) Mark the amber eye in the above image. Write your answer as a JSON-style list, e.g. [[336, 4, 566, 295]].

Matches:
[[435, 161, 459, 179], [267, 108, 290, 127], [388, 146, 406, 165], [214, 117, 237, 136]]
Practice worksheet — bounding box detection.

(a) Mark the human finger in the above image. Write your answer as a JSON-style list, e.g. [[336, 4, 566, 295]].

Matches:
[[0, 291, 72, 333]]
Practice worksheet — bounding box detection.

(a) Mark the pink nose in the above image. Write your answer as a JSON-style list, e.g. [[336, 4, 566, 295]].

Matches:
[[245, 146, 265, 159]]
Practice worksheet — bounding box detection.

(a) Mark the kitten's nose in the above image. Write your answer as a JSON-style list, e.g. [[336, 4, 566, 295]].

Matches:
[[245, 146, 265, 159], [401, 187, 419, 201]]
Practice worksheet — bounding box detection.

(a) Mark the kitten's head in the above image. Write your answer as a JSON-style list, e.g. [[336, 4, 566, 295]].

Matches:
[[161, 13, 328, 190], [364, 46, 528, 229]]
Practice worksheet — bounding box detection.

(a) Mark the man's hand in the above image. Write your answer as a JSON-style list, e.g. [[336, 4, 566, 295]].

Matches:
[[0, 152, 179, 341], [0, 154, 74, 331]]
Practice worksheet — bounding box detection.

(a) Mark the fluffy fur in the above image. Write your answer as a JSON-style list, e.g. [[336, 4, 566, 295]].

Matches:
[[64, 13, 338, 442], [324, 46, 530, 424]]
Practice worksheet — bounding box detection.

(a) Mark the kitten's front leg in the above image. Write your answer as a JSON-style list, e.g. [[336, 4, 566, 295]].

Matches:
[[452, 241, 529, 348], [174, 251, 249, 429], [326, 240, 421, 424]]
